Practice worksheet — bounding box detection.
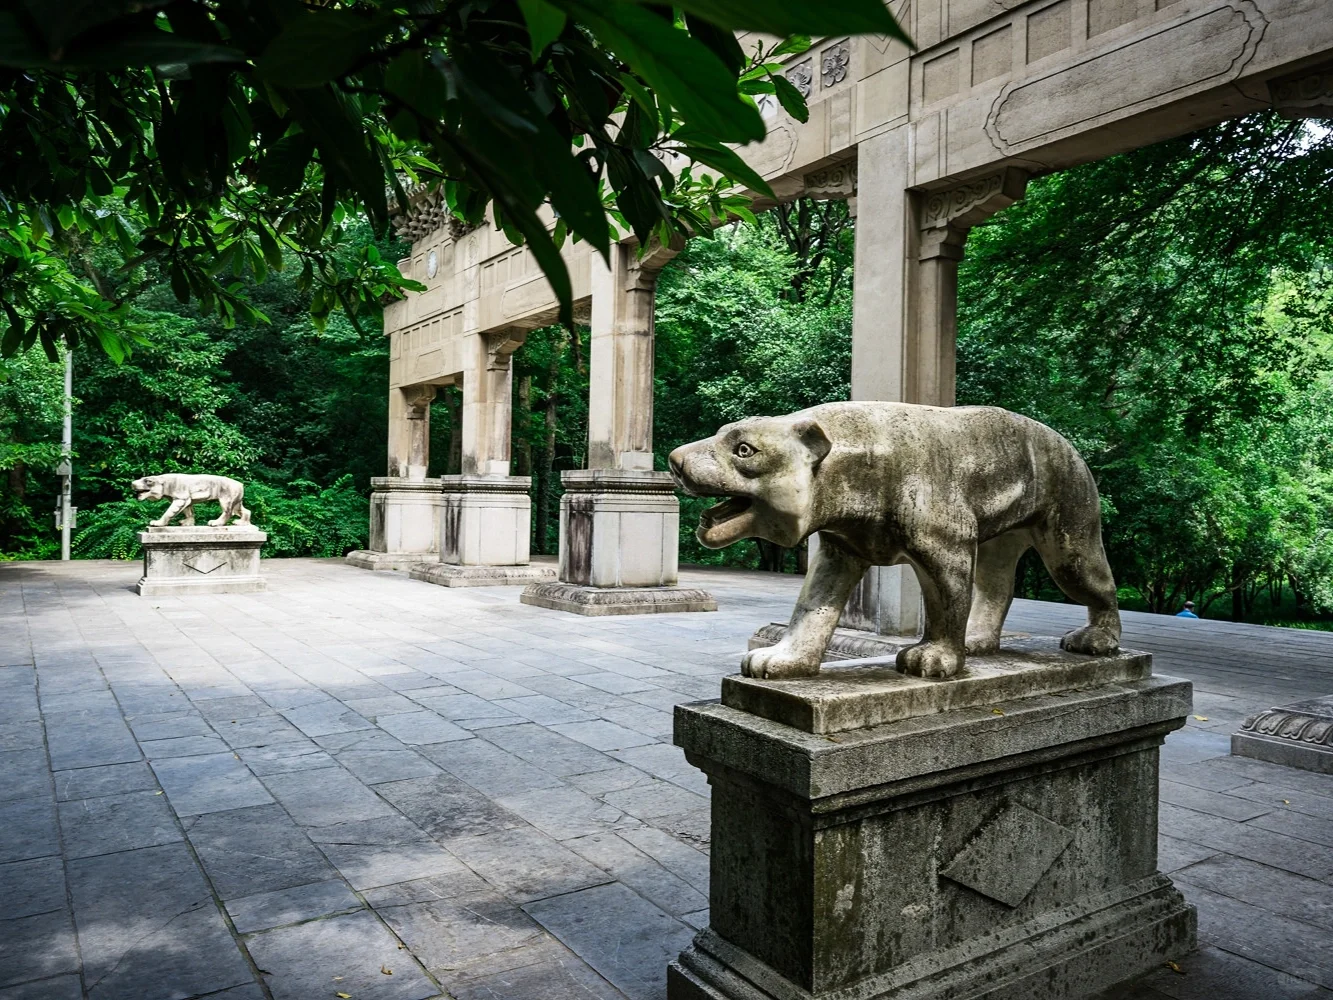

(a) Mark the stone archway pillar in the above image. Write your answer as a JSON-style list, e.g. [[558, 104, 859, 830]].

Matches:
[[522, 240, 716, 616], [413, 330, 555, 587], [792, 129, 1027, 650], [347, 382, 444, 571]]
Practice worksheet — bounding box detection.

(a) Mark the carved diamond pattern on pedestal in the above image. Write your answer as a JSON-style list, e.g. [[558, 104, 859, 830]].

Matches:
[[940, 801, 1073, 907], [185, 553, 228, 575]]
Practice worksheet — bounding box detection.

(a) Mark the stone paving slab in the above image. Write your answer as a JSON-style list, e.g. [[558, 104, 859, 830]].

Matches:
[[1, 557, 1332, 999]]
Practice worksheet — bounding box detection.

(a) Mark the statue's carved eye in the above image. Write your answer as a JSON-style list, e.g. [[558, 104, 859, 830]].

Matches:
[[735, 442, 756, 459]]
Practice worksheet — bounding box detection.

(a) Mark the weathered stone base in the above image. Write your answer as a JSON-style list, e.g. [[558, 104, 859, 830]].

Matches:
[[344, 550, 430, 572], [1232, 694, 1333, 774], [410, 562, 556, 588], [137, 575, 267, 597], [137, 526, 267, 597], [749, 621, 1031, 662], [670, 656, 1195, 1000], [669, 879, 1195, 1000], [520, 582, 717, 616]]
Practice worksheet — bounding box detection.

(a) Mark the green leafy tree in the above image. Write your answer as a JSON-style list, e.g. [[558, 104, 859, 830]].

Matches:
[[958, 113, 1333, 618], [1, 0, 907, 360]]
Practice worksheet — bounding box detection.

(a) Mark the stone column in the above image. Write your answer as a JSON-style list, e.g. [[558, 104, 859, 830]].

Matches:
[[414, 330, 555, 588], [522, 239, 716, 616], [826, 134, 1027, 650], [348, 383, 444, 571]]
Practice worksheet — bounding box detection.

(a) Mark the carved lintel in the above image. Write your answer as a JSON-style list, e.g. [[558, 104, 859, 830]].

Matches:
[[922, 168, 1028, 232], [804, 161, 858, 201], [402, 383, 437, 418], [1268, 61, 1333, 119]]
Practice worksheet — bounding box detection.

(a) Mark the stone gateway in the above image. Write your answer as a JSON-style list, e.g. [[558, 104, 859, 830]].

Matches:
[[669, 402, 1121, 679], [133, 473, 252, 527]]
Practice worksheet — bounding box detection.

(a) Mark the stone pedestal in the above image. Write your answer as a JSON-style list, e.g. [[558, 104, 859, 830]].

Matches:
[[521, 469, 715, 615], [137, 526, 267, 596], [669, 641, 1196, 1000], [345, 477, 441, 571], [410, 475, 555, 588], [1232, 695, 1333, 774]]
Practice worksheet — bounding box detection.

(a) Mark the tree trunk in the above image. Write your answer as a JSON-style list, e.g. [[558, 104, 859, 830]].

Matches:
[[8, 460, 24, 499]]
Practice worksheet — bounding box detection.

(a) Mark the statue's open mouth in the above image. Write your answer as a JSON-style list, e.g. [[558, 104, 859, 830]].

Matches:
[[700, 496, 752, 528]]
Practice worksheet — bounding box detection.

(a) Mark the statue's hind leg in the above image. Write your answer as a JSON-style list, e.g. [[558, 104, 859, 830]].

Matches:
[[965, 532, 1029, 655], [1032, 515, 1121, 655]]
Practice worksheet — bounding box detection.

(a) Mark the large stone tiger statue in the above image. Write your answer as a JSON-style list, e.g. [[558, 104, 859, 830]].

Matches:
[[133, 474, 251, 528], [668, 402, 1121, 680]]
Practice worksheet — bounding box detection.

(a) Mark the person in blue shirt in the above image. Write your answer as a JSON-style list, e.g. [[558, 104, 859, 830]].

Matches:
[[1176, 601, 1199, 619]]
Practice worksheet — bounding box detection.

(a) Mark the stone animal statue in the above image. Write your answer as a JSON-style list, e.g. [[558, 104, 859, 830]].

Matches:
[[668, 402, 1121, 680], [133, 474, 252, 527]]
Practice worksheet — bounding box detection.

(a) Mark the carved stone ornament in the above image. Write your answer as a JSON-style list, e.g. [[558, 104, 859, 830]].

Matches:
[[1239, 701, 1333, 748], [448, 216, 485, 242], [820, 41, 851, 87], [402, 382, 437, 418], [786, 59, 813, 98], [922, 167, 1028, 231], [1269, 61, 1333, 119], [941, 801, 1074, 907], [804, 161, 858, 201]]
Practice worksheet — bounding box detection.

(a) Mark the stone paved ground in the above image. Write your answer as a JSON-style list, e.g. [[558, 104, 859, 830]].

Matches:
[[1, 558, 1331, 1000]]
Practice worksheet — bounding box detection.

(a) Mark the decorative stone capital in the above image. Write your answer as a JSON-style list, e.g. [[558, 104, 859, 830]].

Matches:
[[1269, 61, 1333, 119], [922, 167, 1028, 232], [629, 233, 686, 288], [485, 329, 527, 368], [401, 383, 437, 417]]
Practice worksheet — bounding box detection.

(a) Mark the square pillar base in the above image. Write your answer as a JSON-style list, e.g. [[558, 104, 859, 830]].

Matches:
[[531, 469, 714, 615], [670, 647, 1196, 1000], [520, 582, 717, 616], [137, 526, 267, 596], [1232, 695, 1333, 774], [440, 474, 535, 567], [344, 550, 430, 572], [412, 563, 555, 589], [349, 477, 442, 569]]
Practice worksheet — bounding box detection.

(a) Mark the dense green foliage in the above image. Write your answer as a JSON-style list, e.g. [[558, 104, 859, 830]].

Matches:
[[957, 114, 1333, 621], [0, 221, 399, 559], [0, 0, 904, 360]]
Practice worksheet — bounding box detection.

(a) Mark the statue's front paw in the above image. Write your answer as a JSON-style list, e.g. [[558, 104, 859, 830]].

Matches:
[[1060, 626, 1119, 656], [897, 641, 964, 679], [742, 645, 821, 680]]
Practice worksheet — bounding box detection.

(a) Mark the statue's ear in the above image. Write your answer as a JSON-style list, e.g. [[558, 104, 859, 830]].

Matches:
[[794, 419, 832, 469]]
